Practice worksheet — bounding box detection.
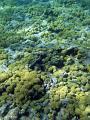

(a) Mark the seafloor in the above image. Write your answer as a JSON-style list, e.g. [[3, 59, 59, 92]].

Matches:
[[0, 0, 90, 120]]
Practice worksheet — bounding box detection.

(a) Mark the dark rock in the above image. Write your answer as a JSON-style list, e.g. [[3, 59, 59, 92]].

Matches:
[[50, 56, 64, 68], [64, 47, 78, 56], [29, 51, 47, 70], [28, 84, 45, 100], [48, 27, 62, 33], [28, 47, 64, 71], [44, 8, 58, 18]]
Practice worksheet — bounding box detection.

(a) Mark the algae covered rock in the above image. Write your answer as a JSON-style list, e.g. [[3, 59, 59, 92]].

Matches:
[[0, 72, 11, 83], [14, 70, 45, 105], [49, 86, 68, 110], [0, 0, 90, 119], [0, 69, 46, 107], [28, 47, 64, 71]]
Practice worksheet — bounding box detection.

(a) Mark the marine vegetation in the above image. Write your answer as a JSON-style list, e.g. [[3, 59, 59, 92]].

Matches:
[[0, 0, 90, 120]]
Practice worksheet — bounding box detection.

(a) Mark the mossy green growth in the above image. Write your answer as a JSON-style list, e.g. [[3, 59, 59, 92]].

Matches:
[[0, 31, 25, 48], [0, 49, 8, 60], [75, 92, 90, 119], [0, 92, 9, 106], [50, 86, 68, 110], [0, 72, 11, 83], [0, 69, 46, 107], [14, 70, 45, 106]]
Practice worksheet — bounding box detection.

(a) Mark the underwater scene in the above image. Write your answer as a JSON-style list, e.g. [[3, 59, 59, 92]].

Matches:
[[0, 0, 90, 120]]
